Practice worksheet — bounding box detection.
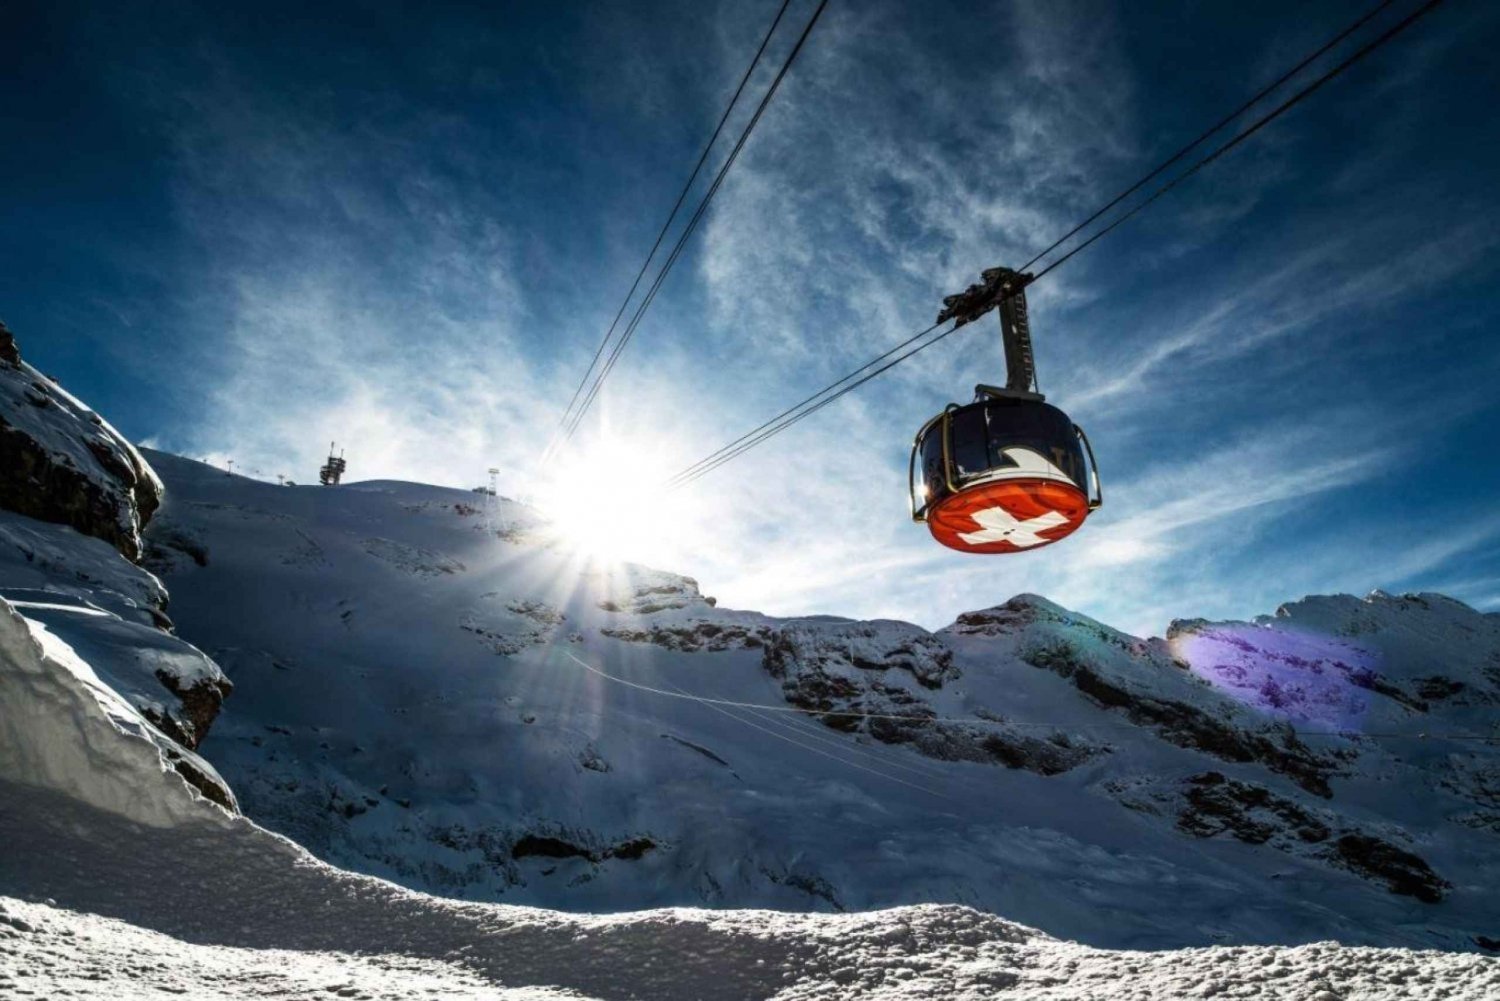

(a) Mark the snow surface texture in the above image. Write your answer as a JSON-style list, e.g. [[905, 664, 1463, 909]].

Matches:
[[4, 781, 1497, 1000], [128, 450, 1500, 951]]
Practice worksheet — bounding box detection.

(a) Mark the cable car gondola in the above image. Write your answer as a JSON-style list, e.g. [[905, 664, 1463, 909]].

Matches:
[[910, 267, 1101, 554]]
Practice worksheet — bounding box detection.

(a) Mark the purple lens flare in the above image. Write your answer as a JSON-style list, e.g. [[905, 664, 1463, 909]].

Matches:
[[1169, 624, 1381, 731]]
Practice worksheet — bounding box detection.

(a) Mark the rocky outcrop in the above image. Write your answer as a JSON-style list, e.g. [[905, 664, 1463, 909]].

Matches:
[[0, 323, 162, 562], [945, 597, 1344, 796], [602, 619, 774, 652], [460, 595, 568, 655], [595, 568, 715, 615], [510, 832, 657, 863], [149, 669, 233, 751], [0, 322, 20, 365], [161, 744, 236, 811], [1176, 772, 1330, 846], [0, 325, 231, 780], [1328, 833, 1449, 903], [764, 622, 958, 694], [764, 621, 1097, 775], [413, 822, 659, 892], [1018, 637, 1337, 797], [1170, 771, 1448, 903]]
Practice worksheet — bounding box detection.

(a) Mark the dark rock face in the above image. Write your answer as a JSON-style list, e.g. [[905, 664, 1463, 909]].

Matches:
[[1328, 833, 1449, 903], [511, 834, 593, 861], [879, 715, 1097, 776], [149, 670, 234, 751], [1177, 772, 1330, 845], [763, 622, 1098, 776], [602, 620, 774, 652], [1172, 772, 1449, 903], [1022, 639, 1337, 798], [161, 747, 236, 812], [0, 321, 19, 366], [0, 417, 152, 561], [0, 327, 161, 562], [510, 833, 658, 863], [1416, 676, 1467, 702]]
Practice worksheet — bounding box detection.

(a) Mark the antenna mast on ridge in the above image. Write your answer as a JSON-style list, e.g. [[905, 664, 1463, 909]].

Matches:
[[487, 467, 499, 534], [319, 442, 347, 487]]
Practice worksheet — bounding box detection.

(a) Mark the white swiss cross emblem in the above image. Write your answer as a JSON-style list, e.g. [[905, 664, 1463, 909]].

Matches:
[[957, 507, 1070, 548]]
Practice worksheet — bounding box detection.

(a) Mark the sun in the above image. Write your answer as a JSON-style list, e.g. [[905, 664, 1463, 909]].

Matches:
[[533, 432, 689, 565]]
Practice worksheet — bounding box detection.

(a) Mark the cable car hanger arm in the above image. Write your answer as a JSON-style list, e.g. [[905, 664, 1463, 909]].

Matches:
[[937, 267, 1042, 400]]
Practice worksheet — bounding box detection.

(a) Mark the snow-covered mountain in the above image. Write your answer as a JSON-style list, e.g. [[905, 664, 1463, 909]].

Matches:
[[122, 456, 1498, 950], [2, 323, 1498, 998]]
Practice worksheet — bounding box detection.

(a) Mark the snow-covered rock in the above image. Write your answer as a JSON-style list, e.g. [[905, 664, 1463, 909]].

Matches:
[[0, 333, 232, 761], [0, 596, 235, 817], [0, 323, 161, 562], [594, 565, 715, 614], [0, 510, 168, 626]]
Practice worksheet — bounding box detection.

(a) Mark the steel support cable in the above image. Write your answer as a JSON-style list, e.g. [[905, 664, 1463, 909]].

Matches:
[[1021, 0, 1446, 283], [667, 0, 1445, 489], [1014, 0, 1400, 275], [560, 0, 833, 447], [736, 700, 951, 779], [543, 0, 795, 464], [566, 652, 1500, 744], [664, 680, 950, 798], [665, 321, 944, 487], [665, 0, 1404, 488]]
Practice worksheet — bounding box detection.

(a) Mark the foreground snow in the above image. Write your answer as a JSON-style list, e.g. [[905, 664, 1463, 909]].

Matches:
[[4, 784, 1496, 1000]]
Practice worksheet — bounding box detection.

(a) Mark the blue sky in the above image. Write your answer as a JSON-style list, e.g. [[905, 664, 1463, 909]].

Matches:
[[4, 0, 1499, 634]]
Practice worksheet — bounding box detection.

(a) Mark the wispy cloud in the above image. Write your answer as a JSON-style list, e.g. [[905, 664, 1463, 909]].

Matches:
[[100, 0, 1500, 640]]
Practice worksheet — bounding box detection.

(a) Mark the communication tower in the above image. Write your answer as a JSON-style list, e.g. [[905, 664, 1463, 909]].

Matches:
[[319, 443, 347, 486], [487, 467, 500, 532]]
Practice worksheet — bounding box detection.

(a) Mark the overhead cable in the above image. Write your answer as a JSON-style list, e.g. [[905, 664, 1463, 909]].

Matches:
[[543, 0, 796, 464], [559, 0, 833, 449], [668, 0, 1445, 489], [566, 652, 1499, 744]]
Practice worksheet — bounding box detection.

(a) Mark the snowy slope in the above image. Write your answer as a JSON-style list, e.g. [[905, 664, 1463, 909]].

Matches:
[[1, 360, 1498, 998], [1, 549, 1494, 998], [135, 449, 1500, 951], [4, 776, 1498, 1001]]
